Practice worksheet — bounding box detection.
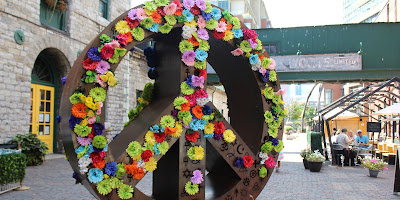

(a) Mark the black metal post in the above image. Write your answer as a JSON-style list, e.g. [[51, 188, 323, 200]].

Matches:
[[325, 119, 333, 163]]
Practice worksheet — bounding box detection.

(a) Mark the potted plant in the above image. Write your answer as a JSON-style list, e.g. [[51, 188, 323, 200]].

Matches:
[[45, 0, 67, 13], [300, 149, 312, 169], [360, 157, 388, 177], [306, 150, 325, 172], [13, 133, 48, 166]]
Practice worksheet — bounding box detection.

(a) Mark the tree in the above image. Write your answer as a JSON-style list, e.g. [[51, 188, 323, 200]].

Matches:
[[286, 101, 302, 121]]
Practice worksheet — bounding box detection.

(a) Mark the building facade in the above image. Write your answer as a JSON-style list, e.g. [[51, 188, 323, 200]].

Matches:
[[343, 0, 399, 23], [0, 0, 150, 152]]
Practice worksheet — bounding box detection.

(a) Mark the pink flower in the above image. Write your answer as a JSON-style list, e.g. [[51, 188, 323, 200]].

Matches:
[[371, 159, 377, 163], [98, 102, 103, 108], [265, 156, 276, 168], [107, 39, 121, 49], [136, 8, 147, 21], [96, 109, 102, 115], [197, 16, 206, 29], [191, 170, 204, 184], [194, 89, 208, 98], [215, 21, 227, 32], [383, 167, 388, 170], [95, 74, 107, 88], [183, 0, 195, 10], [195, 0, 206, 11], [99, 151, 107, 158], [77, 137, 93, 146], [242, 28, 258, 42], [185, 94, 197, 107], [116, 34, 128, 46], [172, 0, 183, 9], [87, 116, 96, 124], [231, 48, 243, 56], [259, 67, 266, 75], [183, 60, 195, 67], [191, 75, 204, 88], [248, 39, 257, 49], [96, 60, 110, 74], [164, 3, 177, 15], [128, 9, 138, 20], [182, 50, 196, 62], [268, 59, 276, 70], [197, 28, 209, 41], [100, 44, 115, 60], [275, 89, 286, 95]]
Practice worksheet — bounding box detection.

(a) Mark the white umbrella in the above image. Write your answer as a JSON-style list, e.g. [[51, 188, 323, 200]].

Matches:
[[372, 103, 400, 116]]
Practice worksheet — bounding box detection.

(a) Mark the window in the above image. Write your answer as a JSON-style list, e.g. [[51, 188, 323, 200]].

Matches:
[[244, 22, 252, 28], [295, 85, 302, 96], [263, 44, 277, 55], [136, 90, 143, 106], [218, 0, 229, 11], [99, 0, 109, 19], [39, 0, 66, 31], [325, 89, 333, 105]]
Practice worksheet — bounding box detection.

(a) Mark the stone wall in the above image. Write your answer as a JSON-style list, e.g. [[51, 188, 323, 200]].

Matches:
[[0, 0, 150, 148]]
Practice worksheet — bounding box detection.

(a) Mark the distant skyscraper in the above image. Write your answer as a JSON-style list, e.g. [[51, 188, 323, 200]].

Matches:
[[343, 0, 395, 23]]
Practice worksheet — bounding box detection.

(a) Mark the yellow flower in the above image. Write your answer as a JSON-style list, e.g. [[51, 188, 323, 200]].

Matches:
[[171, 122, 183, 138], [80, 119, 88, 126], [138, 97, 149, 105], [284, 109, 288, 115], [80, 95, 86, 102], [100, 74, 108, 82], [103, 174, 109, 179], [132, 155, 141, 161], [145, 131, 156, 146], [87, 110, 95, 117], [144, 8, 153, 16], [223, 129, 236, 143], [223, 30, 234, 41], [184, 20, 197, 27], [144, 157, 157, 172], [245, 52, 251, 58], [115, 20, 131, 34], [193, 146, 204, 160], [204, 123, 214, 134]]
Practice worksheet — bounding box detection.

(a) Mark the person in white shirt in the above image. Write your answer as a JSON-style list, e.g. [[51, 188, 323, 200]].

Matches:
[[336, 128, 356, 166]]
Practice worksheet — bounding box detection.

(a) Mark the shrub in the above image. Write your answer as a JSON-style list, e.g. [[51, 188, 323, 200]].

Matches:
[[300, 149, 312, 159], [0, 153, 27, 184], [13, 133, 48, 166], [306, 150, 325, 162]]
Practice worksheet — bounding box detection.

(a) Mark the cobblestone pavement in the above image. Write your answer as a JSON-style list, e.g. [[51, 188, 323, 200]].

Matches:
[[2, 133, 398, 200]]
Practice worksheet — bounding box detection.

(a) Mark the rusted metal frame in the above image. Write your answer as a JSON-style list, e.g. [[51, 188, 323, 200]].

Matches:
[[319, 90, 359, 114], [324, 118, 334, 164]]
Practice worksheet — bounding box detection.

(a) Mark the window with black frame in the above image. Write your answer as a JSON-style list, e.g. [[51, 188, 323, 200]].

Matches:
[[99, 0, 109, 19]]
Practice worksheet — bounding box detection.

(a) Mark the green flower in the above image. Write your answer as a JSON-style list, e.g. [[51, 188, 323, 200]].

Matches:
[[126, 141, 142, 159], [155, 0, 170, 7], [261, 141, 273, 153], [160, 115, 176, 127], [90, 87, 106, 102], [140, 17, 154, 29], [100, 34, 111, 43], [232, 17, 241, 29], [263, 87, 274, 99], [268, 127, 278, 138], [109, 177, 123, 189], [272, 94, 283, 105], [115, 163, 126, 179], [261, 58, 272, 69], [205, 19, 218, 30], [97, 179, 112, 196], [198, 40, 210, 51], [159, 23, 173, 34], [194, 61, 207, 69], [157, 141, 169, 155], [274, 140, 284, 152], [76, 145, 88, 158], [118, 184, 134, 199], [268, 118, 282, 130], [74, 124, 91, 137], [179, 40, 194, 53], [181, 82, 194, 95], [85, 71, 97, 83], [185, 181, 199, 195], [240, 40, 252, 53], [177, 15, 187, 23], [224, 13, 233, 23], [92, 135, 107, 149], [178, 111, 192, 125], [69, 93, 84, 104], [174, 96, 188, 110], [143, 1, 157, 11], [256, 39, 263, 51], [165, 15, 177, 26], [259, 167, 267, 178], [143, 142, 155, 153], [202, 114, 214, 121], [269, 70, 277, 82], [108, 54, 119, 64], [131, 27, 145, 41], [264, 111, 274, 124], [204, 2, 212, 13]]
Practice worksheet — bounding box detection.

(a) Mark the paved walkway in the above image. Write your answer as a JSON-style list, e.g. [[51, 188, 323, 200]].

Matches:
[[2, 133, 398, 199]]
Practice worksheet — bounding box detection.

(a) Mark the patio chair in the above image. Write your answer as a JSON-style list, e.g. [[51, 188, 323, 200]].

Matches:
[[355, 145, 372, 166], [332, 143, 344, 167]]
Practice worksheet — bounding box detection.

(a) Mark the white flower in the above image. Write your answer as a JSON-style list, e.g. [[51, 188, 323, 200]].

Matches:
[[196, 97, 209, 107], [259, 152, 269, 159], [78, 157, 92, 166], [182, 31, 192, 39], [79, 167, 88, 174]]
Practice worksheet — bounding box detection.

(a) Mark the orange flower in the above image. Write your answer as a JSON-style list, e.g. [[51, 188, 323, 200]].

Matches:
[[124, 162, 145, 179], [164, 126, 177, 135], [188, 36, 199, 46], [152, 11, 162, 24], [71, 103, 88, 118], [192, 105, 204, 119], [259, 54, 264, 60], [220, 18, 227, 23], [174, 8, 182, 16], [125, 32, 133, 43], [181, 102, 191, 111], [133, 167, 145, 179], [93, 159, 105, 169], [226, 23, 233, 30]]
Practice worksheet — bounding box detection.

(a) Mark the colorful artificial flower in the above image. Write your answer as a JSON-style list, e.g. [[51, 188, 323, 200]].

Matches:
[[164, 126, 177, 135], [97, 179, 112, 196], [231, 48, 243, 56], [159, 23, 173, 34], [265, 156, 276, 168], [77, 137, 92, 146], [195, 49, 208, 62], [185, 181, 199, 195], [186, 131, 200, 143], [69, 115, 83, 129], [160, 115, 176, 127], [100, 44, 115, 60], [144, 157, 157, 172], [211, 7, 221, 20], [243, 155, 254, 168], [82, 57, 98, 71], [95, 60, 110, 74], [212, 30, 225, 39], [205, 18, 218, 30], [92, 135, 107, 149], [223, 129, 236, 143], [104, 161, 118, 177], [157, 141, 169, 155], [145, 131, 156, 146], [131, 27, 145, 41], [88, 168, 104, 183], [100, 34, 111, 43], [181, 82, 195, 95], [141, 150, 153, 162], [179, 40, 194, 53], [89, 87, 106, 102], [191, 170, 204, 184], [126, 141, 143, 159], [117, 184, 134, 200], [222, 30, 234, 41], [235, 157, 244, 168], [115, 20, 131, 34], [261, 141, 273, 153], [214, 121, 225, 134], [187, 146, 204, 160], [259, 166, 267, 178], [240, 40, 252, 53], [274, 140, 284, 152], [172, 122, 183, 137], [154, 132, 166, 143], [74, 124, 92, 137]]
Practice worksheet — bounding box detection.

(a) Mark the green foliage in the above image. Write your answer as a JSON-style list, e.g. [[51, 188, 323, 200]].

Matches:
[[308, 131, 323, 155], [284, 126, 294, 133], [361, 158, 387, 171], [124, 83, 154, 128], [306, 150, 325, 162], [300, 149, 312, 159], [141, 83, 154, 102], [13, 133, 48, 166], [285, 101, 302, 121], [0, 153, 27, 184]]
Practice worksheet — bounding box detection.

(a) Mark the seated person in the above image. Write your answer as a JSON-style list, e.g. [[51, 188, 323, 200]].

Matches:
[[336, 128, 356, 166], [355, 129, 369, 149]]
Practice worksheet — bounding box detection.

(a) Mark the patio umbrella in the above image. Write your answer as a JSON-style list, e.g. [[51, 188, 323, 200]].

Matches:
[[323, 107, 359, 120], [372, 103, 400, 116]]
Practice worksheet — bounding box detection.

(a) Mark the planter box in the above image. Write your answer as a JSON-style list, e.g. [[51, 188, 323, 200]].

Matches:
[[308, 161, 323, 172]]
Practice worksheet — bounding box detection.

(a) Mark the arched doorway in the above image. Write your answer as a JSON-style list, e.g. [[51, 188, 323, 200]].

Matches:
[[31, 48, 70, 153]]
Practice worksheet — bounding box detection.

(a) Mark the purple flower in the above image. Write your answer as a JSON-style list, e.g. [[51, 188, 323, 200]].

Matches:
[[269, 138, 279, 146], [183, 0, 195, 10], [201, 11, 211, 21], [61, 76, 67, 85], [186, 75, 196, 88], [96, 60, 110, 74], [128, 9, 138, 20], [214, 133, 223, 140], [69, 115, 82, 129], [202, 105, 212, 115], [93, 123, 105, 135], [191, 170, 204, 184], [77, 137, 93, 146], [171, 110, 178, 117], [248, 39, 258, 49], [93, 147, 103, 153], [191, 75, 204, 88], [196, 0, 207, 11], [235, 157, 244, 168], [260, 70, 270, 83], [182, 50, 196, 62], [87, 47, 102, 61], [105, 161, 118, 177], [197, 28, 209, 41]]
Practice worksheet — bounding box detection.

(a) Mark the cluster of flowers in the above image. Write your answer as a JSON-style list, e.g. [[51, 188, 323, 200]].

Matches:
[[185, 170, 204, 195]]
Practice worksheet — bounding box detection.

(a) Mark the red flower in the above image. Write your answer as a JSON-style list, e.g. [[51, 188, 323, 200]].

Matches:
[[154, 132, 166, 143], [185, 94, 197, 107], [117, 34, 128, 46], [185, 131, 200, 143], [212, 30, 225, 40], [190, 5, 201, 15], [242, 28, 258, 43], [82, 57, 98, 70], [214, 121, 225, 134], [188, 36, 199, 46], [194, 89, 208, 98], [100, 44, 115, 60], [141, 150, 153, 162], [243, 155, 254, 168], [174, 8, 183, 16], [90, 152, 102, 164], [172, 0, 183, 9], [197, 69, 207, 80], [157, 6, 166, 16], [125, 17, 139, 28]]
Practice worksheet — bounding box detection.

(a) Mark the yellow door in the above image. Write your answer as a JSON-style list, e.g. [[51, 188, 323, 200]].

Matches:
[[30, 84, 54, 153]]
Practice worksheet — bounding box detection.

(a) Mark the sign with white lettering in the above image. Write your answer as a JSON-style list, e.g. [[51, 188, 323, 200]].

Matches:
[[271, 53, 362, 72]]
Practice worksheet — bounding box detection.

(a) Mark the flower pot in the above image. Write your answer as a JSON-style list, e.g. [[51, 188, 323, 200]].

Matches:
[[369, 169, 380, 177], [308, 161, 323, 172], [303, 158, 309, 169]]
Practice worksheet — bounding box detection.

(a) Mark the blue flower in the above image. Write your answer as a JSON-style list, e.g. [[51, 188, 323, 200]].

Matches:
[[87, 144, 94, 154], [69, 115, 82, 129], [249, 54, 260, 65], [269, 138, 279, 146], [190, 119, 206, 131], [61, 76, 67, 85], [204, 133, 214, 138], [160, 126, 165, 133], [182, 10, 194, 22], [186, 75, 196, 88], [201, 11, 211, 21], [105, 161, 118, 177], [147, 22, 159, 32], [211, 8, 221, 20], [260, 71, 270, 83], [153, 143, 160, 155], [87, 47, 102, 61], [235, 157, 244, 168], [232, 29, 243, 38], [150, 124, 160, 133], [103, 144, 108, 152], [202, 105, 212, 115], [75, 146, 85, 154], [195, 49, 208, 62], [88, 168, 103, 183]]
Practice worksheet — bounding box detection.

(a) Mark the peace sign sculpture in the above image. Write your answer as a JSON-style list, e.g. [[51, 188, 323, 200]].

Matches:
[[60, 1, 286, 199]]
